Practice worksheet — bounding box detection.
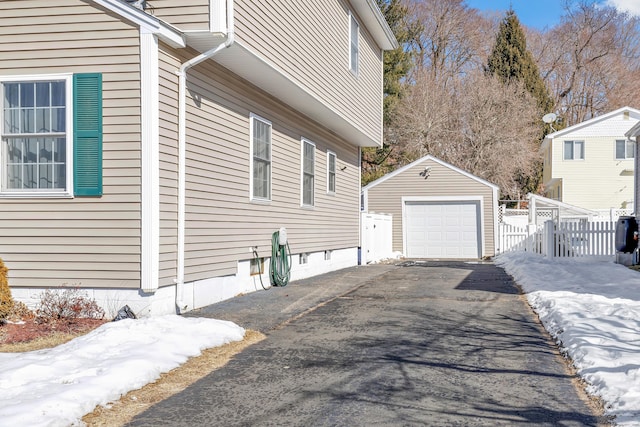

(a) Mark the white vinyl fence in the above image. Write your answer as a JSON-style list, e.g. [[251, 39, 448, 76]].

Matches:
[[360, 212, 393, 264], [498, 220, 616, 259]]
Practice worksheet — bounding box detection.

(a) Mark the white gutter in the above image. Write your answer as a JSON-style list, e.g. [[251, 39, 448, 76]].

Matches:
[[175, 0, 235, 313]]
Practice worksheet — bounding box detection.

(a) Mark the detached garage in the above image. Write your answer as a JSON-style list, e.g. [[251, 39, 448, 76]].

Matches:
[[362, 155, 499, 259]]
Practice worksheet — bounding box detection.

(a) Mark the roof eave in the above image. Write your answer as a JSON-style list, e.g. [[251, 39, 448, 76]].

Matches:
[[211, 42, 381, 148], [352, 0, 398, 50], [549, 106, 640, 139], [90, 0, 186, 48], [363, 155, 499, 191]]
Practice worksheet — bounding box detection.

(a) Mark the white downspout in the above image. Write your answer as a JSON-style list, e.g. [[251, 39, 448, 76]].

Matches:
[[175, 0, 235, 313]]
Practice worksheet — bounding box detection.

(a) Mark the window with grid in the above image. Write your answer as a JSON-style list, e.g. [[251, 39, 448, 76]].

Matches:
[[2, 79, 68, 191], [251, 115, 271, 200], [327, 150, 336, 194], [616, 139, 634, 159], [302, 139, 315, 206], [349, 13, 359, 75], [563, 140, 584, 160]]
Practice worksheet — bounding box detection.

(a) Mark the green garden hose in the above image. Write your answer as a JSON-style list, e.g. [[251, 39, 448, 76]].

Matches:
[[270, 230, 292, 287]]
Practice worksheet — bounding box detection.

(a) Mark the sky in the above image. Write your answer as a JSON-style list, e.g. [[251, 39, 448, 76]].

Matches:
[[2, 253, 640, 426], [465, 0, 640, 30]]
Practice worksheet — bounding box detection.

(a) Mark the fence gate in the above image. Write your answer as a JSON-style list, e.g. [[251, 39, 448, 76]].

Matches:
[[498, 219, 616, 259], [361, 212, 392, 264]]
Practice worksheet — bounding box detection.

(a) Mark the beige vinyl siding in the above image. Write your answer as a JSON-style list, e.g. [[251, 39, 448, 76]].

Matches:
[[158, 48, 180, 286], [145, 0, 210, 31], [551, 136, 634, 209], [159, 44, 360, 283], [366, 160, 496, 256], [0, 0, 142, 289], [234, 0, 383, 145]]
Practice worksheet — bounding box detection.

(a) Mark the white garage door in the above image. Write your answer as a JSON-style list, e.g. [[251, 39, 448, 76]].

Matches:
[[405, 201, 480, 259]]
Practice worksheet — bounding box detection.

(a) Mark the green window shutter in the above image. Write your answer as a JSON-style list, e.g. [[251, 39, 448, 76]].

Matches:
[[73, 73, 103, 196]]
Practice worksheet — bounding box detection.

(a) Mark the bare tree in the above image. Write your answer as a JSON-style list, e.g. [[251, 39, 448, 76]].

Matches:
[[390, 70, 454, 159], [376, 0, 640, 197], [456, 73, 541, 197], [537, 1, 636, 124], [407, 0, 488, 82], [391, 69, 541, 198]]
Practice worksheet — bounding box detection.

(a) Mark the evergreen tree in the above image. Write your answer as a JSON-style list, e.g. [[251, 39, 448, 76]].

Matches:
[[486, 9, 554, 196], [362, 0, 420, 185], [486, 10, 554, 117], [377, 0, 419, 123]]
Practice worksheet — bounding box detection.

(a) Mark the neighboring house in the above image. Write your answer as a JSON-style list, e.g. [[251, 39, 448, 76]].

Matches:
[[361, 155, 499, 259], [0, 0, 397, 316], [541, 106, 640, 210]]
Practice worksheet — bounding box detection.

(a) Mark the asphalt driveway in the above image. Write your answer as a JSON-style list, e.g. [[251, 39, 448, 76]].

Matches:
[[126, 261, 606, 426]]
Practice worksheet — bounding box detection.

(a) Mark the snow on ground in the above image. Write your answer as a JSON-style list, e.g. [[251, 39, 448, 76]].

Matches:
[[1, 253, 640, 425], [496, 252, 640, 426], [0, 315, 245, 427]]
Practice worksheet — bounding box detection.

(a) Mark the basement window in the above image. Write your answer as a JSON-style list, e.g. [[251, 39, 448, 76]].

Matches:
[[250, 257, 264, 275]]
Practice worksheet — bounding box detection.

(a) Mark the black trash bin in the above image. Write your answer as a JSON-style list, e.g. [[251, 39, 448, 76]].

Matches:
[[615, 216, 638, 253]]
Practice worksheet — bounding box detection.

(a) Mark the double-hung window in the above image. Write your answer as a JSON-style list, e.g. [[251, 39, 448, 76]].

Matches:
[[563, 140, 584, 160], [301, 139, 315, 206], [250, 114, 271, 201], [349, 13, 359, 75], [1, 73, 102, 197], [616, 139, 634, 160], [327, 150, 336, 194]]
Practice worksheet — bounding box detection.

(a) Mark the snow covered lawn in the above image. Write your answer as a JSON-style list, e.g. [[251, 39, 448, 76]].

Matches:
[[496, 252, 640, 426], [0, 315, 245, 427]]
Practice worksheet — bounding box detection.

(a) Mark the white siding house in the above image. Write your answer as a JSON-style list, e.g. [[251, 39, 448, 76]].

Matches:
[[541, 106, 640, 210]]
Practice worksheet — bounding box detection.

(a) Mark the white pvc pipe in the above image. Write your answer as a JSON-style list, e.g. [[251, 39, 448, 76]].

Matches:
[[175, 0, 235, 313]]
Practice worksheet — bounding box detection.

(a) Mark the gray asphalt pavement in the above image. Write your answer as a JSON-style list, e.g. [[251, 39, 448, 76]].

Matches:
[[126, 260, 606, 426]]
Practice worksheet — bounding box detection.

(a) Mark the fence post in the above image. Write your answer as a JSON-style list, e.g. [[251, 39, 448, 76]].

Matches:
[[527, 224, 536, 252], [544, 220, 554, 258]]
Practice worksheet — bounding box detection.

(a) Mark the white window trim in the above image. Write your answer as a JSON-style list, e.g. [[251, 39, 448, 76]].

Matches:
[[249, 113, 272, 202], [301, 138, 315, 207], [615, 139, 635, 160], [349, 12, 359, 76], [327, 150, 336, 195], [0, 73, 74, 198], [563, 140, 585, 161]]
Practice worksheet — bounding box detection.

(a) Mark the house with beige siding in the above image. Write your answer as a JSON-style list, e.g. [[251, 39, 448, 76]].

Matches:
[[541, 106, 640, 210], [362, 155, 499, 259], [0, 0, 396, 316]]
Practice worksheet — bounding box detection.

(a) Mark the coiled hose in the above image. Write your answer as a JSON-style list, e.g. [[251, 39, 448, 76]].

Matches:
[[270, 230, 292, 287]]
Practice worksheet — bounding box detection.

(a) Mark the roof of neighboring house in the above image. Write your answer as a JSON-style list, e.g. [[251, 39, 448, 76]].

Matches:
[[542, 106, 640, 151], [362, 155, 499, 192]]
